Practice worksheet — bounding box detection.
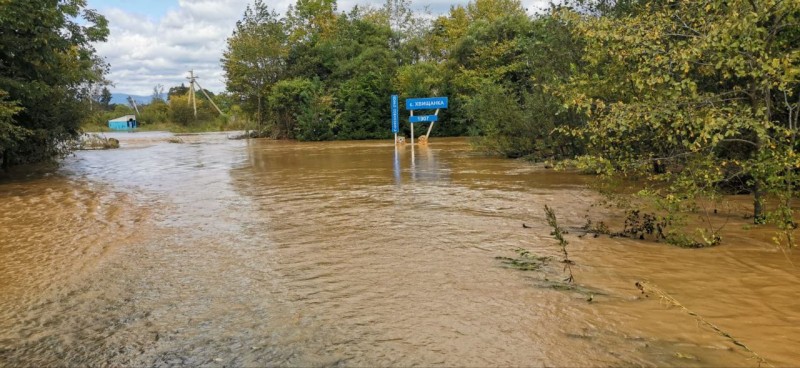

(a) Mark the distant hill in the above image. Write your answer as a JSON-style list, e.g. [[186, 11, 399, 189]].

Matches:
[[110, 93, 166, 105]]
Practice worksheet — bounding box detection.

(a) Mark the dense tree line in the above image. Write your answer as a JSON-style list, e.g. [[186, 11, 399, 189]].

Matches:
[[0, 0, 109, 169], [222, 0, 553, 141], [224, 0, 800, 244]]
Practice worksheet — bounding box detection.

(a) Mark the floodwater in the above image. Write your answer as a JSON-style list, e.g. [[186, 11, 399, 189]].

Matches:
[[0, 133, 798, 367]]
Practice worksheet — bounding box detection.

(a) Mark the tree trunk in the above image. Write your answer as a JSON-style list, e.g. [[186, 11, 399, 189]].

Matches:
[[1, 150, 9, 172], [750, 83, 769, 224], [753, 180, 765, 224], [257, 94, 262, 130]]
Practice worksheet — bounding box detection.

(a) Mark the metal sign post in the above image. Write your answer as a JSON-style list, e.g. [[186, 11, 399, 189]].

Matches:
[[406, 97, 448, 145], [425, 108, 440, 138], [410, 110, 414, 146], [391, 95, 399, 144]]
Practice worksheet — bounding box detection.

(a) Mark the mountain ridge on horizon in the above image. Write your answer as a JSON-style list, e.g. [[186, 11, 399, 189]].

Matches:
[[110, 93, 165, 105]]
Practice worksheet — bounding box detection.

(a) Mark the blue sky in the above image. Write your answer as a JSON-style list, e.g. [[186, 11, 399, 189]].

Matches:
[[86, 0, 550, 96], [88, 0, 175, 20]]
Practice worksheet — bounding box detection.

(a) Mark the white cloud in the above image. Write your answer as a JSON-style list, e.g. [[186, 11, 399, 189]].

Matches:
[[96, 0, 250, 95], [94, 0, 552, 95]]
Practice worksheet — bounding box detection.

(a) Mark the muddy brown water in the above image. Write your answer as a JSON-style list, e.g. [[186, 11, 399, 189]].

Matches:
[[0, 133, 798, 367]]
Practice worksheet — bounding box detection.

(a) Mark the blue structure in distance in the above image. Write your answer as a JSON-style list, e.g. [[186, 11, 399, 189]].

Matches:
[[406, 97, 448, 110], [410, 115, 438, 123], [108, 115, 137, 130]]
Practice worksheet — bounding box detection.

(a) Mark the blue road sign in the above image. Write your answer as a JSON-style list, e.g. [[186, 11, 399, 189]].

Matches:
[[409, 115, 438, 123], [406, 97, 448, 110], [391, 95, 399, 133]]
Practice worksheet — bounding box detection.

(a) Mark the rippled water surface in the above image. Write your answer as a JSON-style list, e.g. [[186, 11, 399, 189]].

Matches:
[[1, 133, 798, 367]]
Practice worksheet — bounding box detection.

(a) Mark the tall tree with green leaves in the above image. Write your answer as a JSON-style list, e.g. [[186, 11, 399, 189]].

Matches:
[[0, 0, 109, 168], [222, 0, 288, 128], [281, 5, 399, 140], [99, 87, 112, 110]]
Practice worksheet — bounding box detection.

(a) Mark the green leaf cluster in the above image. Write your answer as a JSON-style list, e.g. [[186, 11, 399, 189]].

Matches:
[[221, 0, 589, 145], [0, 0, 109, 168], [560, 0, 800, 243]]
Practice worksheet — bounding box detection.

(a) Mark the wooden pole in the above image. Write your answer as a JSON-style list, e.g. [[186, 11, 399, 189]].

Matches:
[[131, 98, 140, 117], [188, 70, 197, 118], [187, 70, 193, 107], [194, 80, 224, 116]]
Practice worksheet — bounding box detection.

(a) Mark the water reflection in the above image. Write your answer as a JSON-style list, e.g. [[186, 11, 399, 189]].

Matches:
[[410, 143, 449, 183], [393, 144, 401, 186]]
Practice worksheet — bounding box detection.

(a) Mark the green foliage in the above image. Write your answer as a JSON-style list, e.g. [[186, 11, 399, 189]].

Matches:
[[99, 87, 112, 110], [168, 84, 190, 100], [297, 92, 335, 141], [222, 0, 288, 126], [267, 78, 318, 138], [0, 91, 26, 166], [168, 94, 216, 126], [440, 6, 586, 158], [558, 0, 800, 244], [466, 83, 530, 157], [218, 0, 800, 248], [0, 0, 109, 167], [225, 0, 583, 142], [393, 62, 444, 100], [286, 0, 338, 43]]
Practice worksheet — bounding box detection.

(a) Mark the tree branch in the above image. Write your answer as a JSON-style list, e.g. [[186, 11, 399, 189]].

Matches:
[[720, 138, 759, 147]]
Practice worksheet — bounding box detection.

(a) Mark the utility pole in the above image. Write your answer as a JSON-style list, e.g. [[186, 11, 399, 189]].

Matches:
[[187, 70, 198, 118], [186, 70, 224, 117]]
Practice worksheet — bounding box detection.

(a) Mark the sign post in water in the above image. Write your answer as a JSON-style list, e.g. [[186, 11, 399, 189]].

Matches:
[[391, 95, 399, 144], [405, 96, 448, 145]]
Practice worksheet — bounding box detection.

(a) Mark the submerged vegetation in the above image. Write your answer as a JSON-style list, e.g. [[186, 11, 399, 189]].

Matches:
[[495, 248, 551, 271], [636, 281, 774, 367], [544, 205, 575, 283]]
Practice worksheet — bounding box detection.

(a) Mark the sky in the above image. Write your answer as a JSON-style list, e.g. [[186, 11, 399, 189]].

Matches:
[[87, 0, 551, 96]]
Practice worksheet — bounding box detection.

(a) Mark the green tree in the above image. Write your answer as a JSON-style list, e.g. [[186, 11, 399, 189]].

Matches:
[[0, 0, 109, 167], [286, 0, 338, 43], [297, 92, 335, 141], [282, 7, 398, 140], [560, 0, 800, 243], [168, 84, 189, 100], [468, 12, 586, 158], [328, 13, 396, 139], [168, 94, 215, 126], [99, 87, 112, 110], [262, 77, 335, 141], [439, 0, 560, 143], [0, 91, 24, 169], [222, 0, 288, 128], [266, 78, 318, 138], [139, 100, 169, 125]]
